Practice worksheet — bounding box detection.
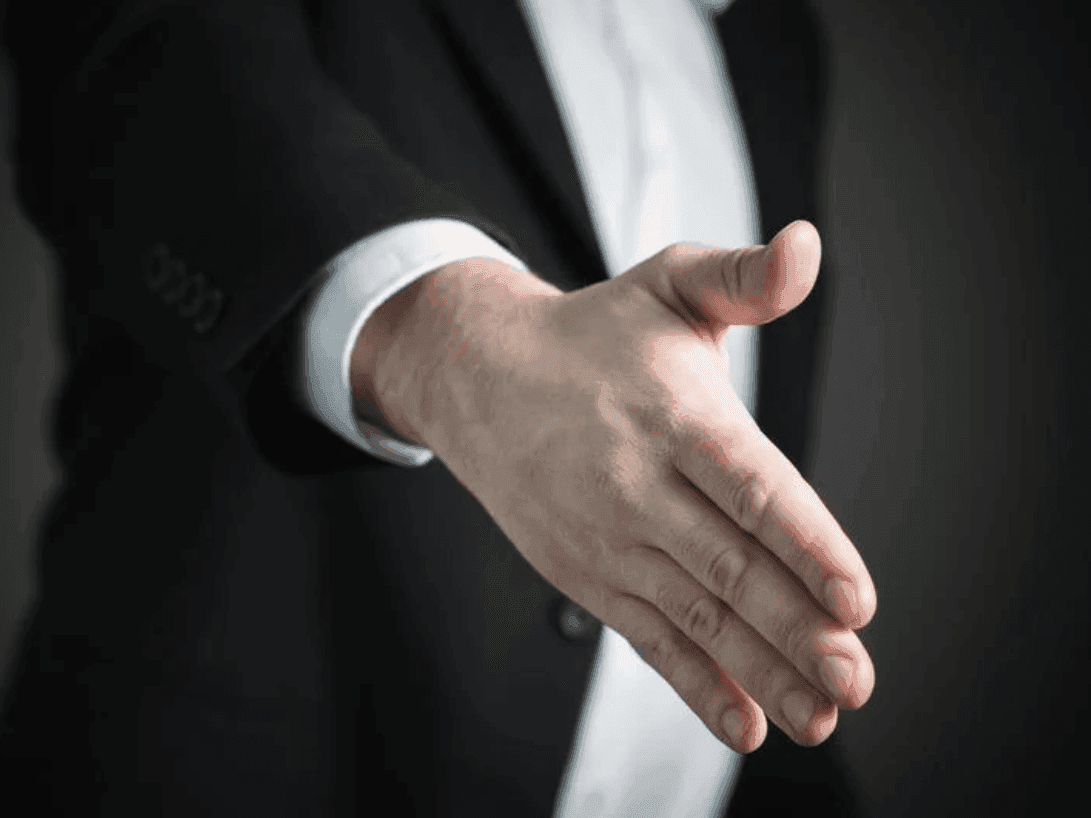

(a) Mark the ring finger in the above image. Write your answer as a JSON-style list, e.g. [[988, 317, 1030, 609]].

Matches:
[[605, 549, 839, 747], [645, 470, 874, 711]]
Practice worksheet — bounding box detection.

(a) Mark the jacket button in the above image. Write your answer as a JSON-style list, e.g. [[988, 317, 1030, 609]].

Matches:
[[142, 242, 173, 291], [553, 597, 600, 642], [159, 258, 192, 305], [177, 272, 209, 317], [192, 288, 224, 334]]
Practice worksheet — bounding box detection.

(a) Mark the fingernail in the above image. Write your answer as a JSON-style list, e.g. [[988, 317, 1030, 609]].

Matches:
[[722, 708, 747, 746], [825, 579, 859, 624], [783, 691, 814, 735], [820, 655, 855, 701]]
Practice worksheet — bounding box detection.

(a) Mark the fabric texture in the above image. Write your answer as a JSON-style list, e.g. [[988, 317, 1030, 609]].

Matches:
[[0, 0, 856, 815]]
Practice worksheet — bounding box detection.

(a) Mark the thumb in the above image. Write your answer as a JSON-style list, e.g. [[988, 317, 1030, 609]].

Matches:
[[631, 220, 822, 337]]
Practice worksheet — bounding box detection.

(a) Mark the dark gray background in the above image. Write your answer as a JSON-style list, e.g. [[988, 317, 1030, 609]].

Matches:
[[1, 0, 1087, 814]]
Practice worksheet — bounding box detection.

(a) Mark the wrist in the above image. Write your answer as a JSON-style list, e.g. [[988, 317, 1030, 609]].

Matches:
[[350, 256, 560, 453]]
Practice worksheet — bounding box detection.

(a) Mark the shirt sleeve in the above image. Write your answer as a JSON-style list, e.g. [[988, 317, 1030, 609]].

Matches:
[[297, 218, 531, 468], [2, 0, 532, 476]]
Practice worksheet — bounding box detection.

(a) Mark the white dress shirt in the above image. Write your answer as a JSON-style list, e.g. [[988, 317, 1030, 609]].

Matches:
[[297, 1, 760, 815]]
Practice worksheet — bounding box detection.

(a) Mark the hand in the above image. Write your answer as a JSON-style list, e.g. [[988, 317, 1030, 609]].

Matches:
[[359, 220, 877, 753]]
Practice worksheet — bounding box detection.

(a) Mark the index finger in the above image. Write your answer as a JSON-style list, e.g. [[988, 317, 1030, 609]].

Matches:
[[671, 403, 877, 629]]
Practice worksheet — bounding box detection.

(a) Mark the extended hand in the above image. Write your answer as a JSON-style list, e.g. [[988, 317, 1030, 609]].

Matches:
[[361, 220, 876, 753]]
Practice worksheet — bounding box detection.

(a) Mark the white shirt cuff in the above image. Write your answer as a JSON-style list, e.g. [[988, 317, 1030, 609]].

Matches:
[[298, 218, 530, 467]]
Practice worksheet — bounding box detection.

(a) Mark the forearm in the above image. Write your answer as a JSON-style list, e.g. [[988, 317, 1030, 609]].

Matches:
[[350, 257, 562, 454]]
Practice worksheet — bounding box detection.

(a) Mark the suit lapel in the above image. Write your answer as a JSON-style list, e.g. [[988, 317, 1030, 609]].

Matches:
[[425, 0, 608, 285]]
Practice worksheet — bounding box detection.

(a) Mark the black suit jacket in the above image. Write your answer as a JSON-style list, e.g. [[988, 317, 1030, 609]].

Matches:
[[0, 0, 861, 815]]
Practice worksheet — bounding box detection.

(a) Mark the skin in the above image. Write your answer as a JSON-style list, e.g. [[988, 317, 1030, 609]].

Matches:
[[351, 219, 877, 754]]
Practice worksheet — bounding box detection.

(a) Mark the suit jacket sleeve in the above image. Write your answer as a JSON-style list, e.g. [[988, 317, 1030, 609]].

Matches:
[[1, 0, 528, 474]]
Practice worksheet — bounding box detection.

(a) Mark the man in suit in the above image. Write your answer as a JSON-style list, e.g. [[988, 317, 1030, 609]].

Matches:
[[0, 0, 876, 815]]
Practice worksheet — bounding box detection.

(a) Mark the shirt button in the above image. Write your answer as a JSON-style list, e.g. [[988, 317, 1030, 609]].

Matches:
[[553, 597, 600, 642]]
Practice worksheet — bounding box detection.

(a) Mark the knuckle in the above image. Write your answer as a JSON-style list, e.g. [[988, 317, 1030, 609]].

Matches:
[[691, 685, 727, 736], [707, 545, 749, 604], [775, 610, 815, 666], [583, 457, 637, 511], [720, 250, 746, 302], [610, 484, 647, 529], [581, 458, 612, 497], [644, 635, 676, 674], [679, 595, 725, 646], [706, 545, 750, 610], [747, 657, 782, 705], [673, 513, 718, 564], [584, 439, 646, 503], [725, 471, 772, 533], [653, 581, 685, 625], [659, 242, 690, 268], [630, 399, 681, 451]]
